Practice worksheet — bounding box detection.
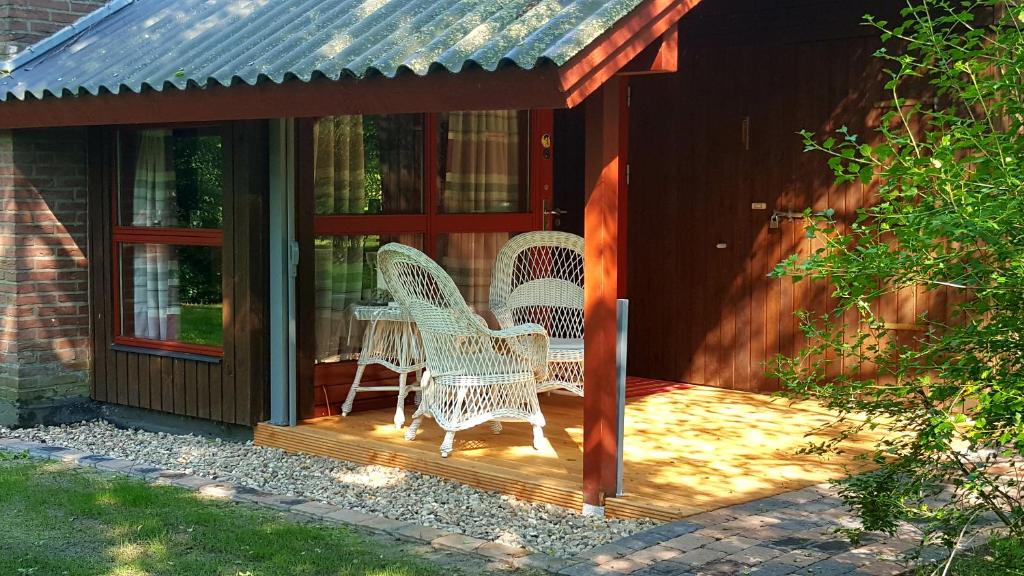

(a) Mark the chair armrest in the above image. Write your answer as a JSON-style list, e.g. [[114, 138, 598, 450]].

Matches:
[[490, 305, 515, 330], [488, 322, 548, 340], [486, 322, 550, 382]]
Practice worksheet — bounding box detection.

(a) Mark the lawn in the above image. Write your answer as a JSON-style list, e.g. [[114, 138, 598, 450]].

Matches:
[[0, 454, 447, 576], [920, 537, 1024, 576], [180, 303, 223, 347]]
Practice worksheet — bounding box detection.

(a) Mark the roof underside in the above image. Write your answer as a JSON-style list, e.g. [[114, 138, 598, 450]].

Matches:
[[0, 0, 650, 102]]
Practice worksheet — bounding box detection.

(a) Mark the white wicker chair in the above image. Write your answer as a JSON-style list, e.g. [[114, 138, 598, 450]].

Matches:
[[377, 243, 549, 458], [490, 231, 585, 397]]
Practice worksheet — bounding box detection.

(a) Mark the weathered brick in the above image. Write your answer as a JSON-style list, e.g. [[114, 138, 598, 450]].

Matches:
[[1, 0, 104, 50], [0, 128, 92, 426]]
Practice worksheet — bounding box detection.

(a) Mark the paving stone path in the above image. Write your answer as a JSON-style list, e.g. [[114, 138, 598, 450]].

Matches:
[[0, 438, 935, 575], [545, 491, 932, 576]]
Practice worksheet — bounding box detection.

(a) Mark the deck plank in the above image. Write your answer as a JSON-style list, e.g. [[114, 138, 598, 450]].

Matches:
[[255, 384, 878, 520]]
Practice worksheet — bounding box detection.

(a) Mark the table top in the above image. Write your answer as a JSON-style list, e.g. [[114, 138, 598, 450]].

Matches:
[[351, 303, 413, 322]]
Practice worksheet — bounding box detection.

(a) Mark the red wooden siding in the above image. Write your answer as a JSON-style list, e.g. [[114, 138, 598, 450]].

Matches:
[[88, 121, 269, 426], [626, 0, 921, 393]]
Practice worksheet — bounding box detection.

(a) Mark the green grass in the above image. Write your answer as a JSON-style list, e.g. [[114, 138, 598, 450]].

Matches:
[[0, 457, 447, 576], [916, 537, 1024, 576], [180, 303, 223, 347]]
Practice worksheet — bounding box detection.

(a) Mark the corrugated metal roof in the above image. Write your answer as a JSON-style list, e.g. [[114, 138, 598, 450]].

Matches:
[[0, 0, 648, 102]]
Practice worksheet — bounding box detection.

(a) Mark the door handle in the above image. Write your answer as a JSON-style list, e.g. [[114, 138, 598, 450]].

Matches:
[[542, 199, 566, 230]]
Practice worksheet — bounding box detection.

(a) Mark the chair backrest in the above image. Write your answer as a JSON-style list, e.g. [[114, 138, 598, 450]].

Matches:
[[378, 243, 493, 377], [489, 231, 584, 339]]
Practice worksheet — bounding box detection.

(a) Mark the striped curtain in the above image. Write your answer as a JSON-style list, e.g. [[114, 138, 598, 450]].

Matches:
[[441, 110, 520, 213], [441, 111, 520, 312], [131, 130, 180, 341], [313, 117, 366, 362]]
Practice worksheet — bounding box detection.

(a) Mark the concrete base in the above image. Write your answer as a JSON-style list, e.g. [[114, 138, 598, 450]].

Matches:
[[0, 396, 98, 428], [0, 397, 252, 443], [97, 403, 253, 442]]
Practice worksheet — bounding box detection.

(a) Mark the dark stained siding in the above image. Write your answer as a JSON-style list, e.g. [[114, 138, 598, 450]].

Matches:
[[626, 0, 914, 393], [88, 121, 269, 425]]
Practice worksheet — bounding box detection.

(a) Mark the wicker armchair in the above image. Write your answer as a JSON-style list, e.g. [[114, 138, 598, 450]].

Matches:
[[377, 243, 549, 458], [490, 231, 585, 397]]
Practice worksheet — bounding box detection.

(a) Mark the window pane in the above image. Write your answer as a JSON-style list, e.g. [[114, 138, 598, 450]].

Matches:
[[118, 127, 224, 229], [436, 232, 517, 317], [119, 244, 223, 347], [314, 115, 424, 215], [437, 110, 529, 214], [314, 234, 423, 364]]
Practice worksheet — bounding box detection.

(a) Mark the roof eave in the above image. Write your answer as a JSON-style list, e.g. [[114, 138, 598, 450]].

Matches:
[[0, 0, 701, 129], [0, 65, 568, 129]]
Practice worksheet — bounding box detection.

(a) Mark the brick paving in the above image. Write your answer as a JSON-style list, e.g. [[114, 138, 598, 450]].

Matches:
[[1, 438, 942, 575], [549, 490, 935, 576]]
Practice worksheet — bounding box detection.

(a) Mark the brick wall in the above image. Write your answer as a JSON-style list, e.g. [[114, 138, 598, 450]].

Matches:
[[0, 0, 105, 53], [0, 1, 100, 425], [0, 128, 90, 426]]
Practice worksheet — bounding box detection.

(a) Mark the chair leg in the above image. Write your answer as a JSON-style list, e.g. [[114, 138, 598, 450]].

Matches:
[[394, 372, 409, 429], [404, 414, 423, 441], [489, 421, 503, 435], [341, 365, 366, 417], [413, 368, 424, 405], [319, 384, 333, 416], [532, 424, 546, 451], [440, 431, 456, 458]]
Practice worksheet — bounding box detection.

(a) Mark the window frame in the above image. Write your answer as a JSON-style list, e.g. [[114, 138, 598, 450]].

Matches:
[[309, 110, 553, 371], [311, 111, 552, 256], [110, 124, 226, 357]]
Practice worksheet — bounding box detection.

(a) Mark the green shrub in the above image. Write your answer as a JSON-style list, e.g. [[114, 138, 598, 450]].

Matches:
[[773, 0, 1024, 559]]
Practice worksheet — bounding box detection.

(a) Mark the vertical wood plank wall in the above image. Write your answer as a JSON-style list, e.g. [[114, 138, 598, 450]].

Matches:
[[626, 0, 922, 393], [89, 121, 269, 426]]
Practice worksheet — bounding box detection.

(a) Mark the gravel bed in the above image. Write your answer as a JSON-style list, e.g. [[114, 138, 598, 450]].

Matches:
[[1, 421, 656, 558]]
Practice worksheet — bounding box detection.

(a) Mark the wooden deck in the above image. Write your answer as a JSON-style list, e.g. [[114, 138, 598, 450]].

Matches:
[[255, 384, 878, 521]]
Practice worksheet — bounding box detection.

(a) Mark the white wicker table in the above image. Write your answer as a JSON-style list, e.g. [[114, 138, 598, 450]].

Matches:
[[340, 303, 425, 428]]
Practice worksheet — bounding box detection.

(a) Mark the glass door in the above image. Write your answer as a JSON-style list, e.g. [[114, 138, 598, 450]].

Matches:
[[298, 110, 553, 417]]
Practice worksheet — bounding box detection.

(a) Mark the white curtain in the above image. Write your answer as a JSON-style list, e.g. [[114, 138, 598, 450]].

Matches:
[[131, 129, 180, 340], [441, 111, 521, 312], [313, 117, 366, 362]]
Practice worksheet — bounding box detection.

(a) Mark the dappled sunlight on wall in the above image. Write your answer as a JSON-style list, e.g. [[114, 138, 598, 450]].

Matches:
[[0, 128, 91, 409]]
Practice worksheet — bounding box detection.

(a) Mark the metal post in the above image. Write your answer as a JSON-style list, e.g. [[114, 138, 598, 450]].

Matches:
[[616, 298, 628, 496], [268, 119, 297, 426]]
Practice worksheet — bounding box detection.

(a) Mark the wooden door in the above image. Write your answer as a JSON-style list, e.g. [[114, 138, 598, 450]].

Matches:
[[551, 108, 586, 236], [626, 7, 890, 393], [295, 111, 554, 418]]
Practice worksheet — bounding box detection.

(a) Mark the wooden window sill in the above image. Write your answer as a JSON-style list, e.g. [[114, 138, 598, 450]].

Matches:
[[110, 343, 223, 364]]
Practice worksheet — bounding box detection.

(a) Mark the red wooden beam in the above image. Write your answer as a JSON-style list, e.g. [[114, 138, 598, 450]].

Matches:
[[583, 79, 622, 510], [617, 78, 630, 299], [0, 67, 568, 129], [560, 0, 699, 108], [617, 24, 679, 76]]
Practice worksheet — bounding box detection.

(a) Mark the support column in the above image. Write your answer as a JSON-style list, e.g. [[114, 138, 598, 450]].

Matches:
[[268, 119, 297, 426], [583, 80, 622, 511]]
